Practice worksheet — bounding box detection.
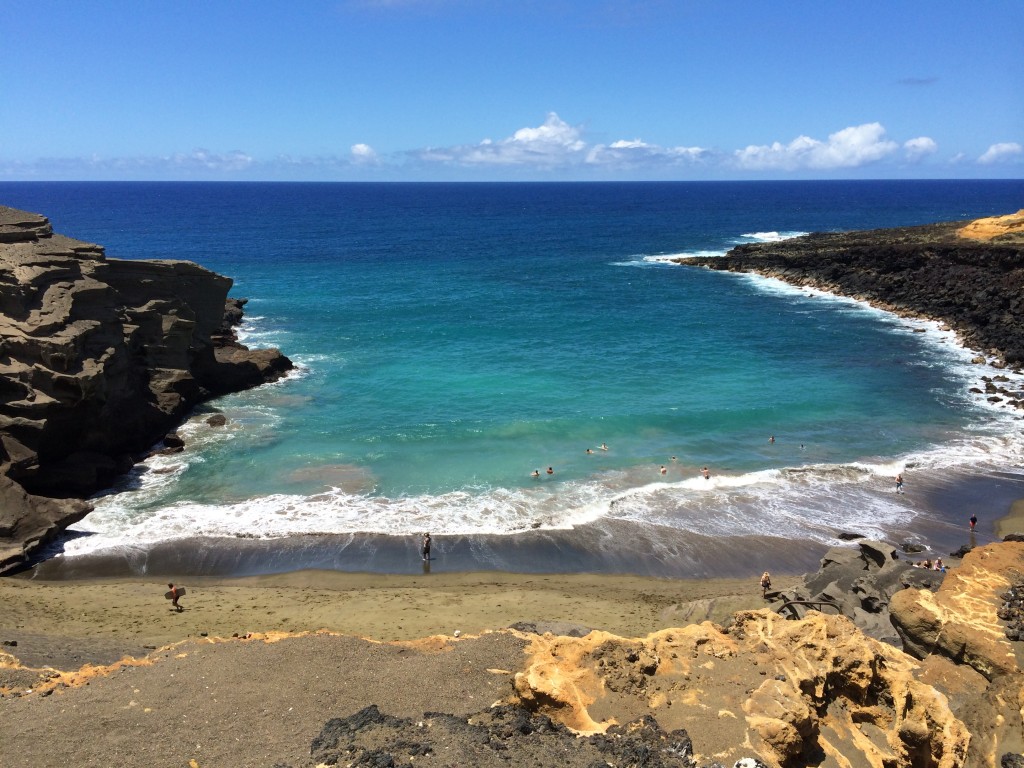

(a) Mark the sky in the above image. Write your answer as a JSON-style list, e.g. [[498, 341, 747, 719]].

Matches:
[[2, 0, 1022, 181]]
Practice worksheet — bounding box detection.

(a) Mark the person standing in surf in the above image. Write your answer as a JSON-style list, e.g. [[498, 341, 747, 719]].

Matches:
[[895, 473, 904, 494]]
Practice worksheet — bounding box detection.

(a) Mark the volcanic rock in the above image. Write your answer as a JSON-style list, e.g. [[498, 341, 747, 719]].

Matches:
[[0, 205, 293, 573], [673, 215, 1024, 367]]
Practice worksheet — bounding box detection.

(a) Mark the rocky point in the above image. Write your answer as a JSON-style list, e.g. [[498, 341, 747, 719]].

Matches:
[[0, 205, 292, 573]]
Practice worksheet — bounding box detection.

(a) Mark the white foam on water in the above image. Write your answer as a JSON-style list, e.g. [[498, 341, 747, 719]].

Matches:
[[732, 270, 1024, 427], [63, 418, 1024, 558], [57, 227, 1024, 561], [736, 231, 809, 243]]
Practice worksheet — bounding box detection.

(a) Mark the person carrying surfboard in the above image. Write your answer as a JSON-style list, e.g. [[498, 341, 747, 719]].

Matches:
[[167, 583, 184, 612]]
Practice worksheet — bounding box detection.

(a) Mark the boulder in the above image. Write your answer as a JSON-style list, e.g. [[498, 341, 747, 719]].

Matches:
[[0, 474, 91, 572], [890, 541, 1024, 680]]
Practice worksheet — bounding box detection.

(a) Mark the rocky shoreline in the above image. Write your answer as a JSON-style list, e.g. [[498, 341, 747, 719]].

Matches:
[[673, 210, 1024, 381], [0, 205, 293, 573]]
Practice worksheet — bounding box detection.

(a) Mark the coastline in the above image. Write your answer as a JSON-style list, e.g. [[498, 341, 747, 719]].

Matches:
[[0, 464, 1014, 671]]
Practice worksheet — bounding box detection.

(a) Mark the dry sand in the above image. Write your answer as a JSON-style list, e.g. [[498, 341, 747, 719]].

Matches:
[[0, 569, 794, 668]]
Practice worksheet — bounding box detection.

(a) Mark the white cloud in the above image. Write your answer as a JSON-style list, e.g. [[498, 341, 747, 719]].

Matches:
[[903, 136, 937, 161], [734, 123, 899, 171], [978, 142, 1023, 165], [412, 112, 587, 167], [167, 149, 254, 172], [585, 138, 709, 167], [410, 114, 714, 174], [350, 143, 378, 164]]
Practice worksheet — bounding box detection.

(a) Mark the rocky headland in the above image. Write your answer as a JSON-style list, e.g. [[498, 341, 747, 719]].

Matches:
[[673, 210, 1024, 377], [0, 205, 293, 573]]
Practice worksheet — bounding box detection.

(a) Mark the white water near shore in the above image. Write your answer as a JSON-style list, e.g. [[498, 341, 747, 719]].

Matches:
[[59, 272, 1024, 563], [8, 181, 1022, 577]]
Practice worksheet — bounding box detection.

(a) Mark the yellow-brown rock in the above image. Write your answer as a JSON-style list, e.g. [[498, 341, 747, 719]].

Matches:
[[507, 610, 970, 767], [957, 209, 1024, 242], [890, 541, 1024, 680]]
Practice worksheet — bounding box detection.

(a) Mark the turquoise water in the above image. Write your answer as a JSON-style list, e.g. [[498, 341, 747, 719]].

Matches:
[[2, 181, 1023, 563]]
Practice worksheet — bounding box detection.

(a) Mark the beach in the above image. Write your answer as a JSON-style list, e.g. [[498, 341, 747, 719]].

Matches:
[[0, 569, 798, 667]]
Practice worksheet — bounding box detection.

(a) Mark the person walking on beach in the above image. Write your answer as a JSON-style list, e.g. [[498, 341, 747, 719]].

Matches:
[[167, 583, 184, 612], [760, 571, 772, 598], [421, 532, 432, 561], [970, 513, 977, 531], [895, 473, 904, 494]]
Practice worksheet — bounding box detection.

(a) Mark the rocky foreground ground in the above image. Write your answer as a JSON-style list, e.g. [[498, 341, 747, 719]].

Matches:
[[1, 539, 1022, 768]]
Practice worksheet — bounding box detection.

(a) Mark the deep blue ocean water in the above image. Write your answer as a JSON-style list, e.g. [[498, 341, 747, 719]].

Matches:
[[3, 180, 1023, 572]]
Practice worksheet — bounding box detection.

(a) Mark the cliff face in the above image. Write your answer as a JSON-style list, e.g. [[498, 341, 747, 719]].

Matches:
[[674, 214, 1024, 368], [0, 205, 293, 573]]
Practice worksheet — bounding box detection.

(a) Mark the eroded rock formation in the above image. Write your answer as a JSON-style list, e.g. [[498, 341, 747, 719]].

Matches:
[[496, 542, 1023, 766], [0, 205, 292, 573]]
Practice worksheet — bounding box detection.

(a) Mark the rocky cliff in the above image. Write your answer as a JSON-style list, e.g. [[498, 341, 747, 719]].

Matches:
[[0, 205, 293, 573], [673, 210, 1024, 371]]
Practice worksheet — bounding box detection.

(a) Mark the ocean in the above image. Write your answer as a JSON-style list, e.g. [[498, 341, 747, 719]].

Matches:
[[3, 180, 1024, 578]]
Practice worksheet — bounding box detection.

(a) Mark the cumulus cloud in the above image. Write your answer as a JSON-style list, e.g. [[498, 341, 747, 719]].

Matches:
[[585, 138, 709, 167], [409, 113, 713, 173], [413, 112, 587, 167], [734, 123, 900, 171], [978, 142, 1023, 165], [350, 143, 378, 164], [903, 136, 938, 161]]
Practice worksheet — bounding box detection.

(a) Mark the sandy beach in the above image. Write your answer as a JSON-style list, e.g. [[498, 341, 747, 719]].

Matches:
[[0, 569, 796, 668]]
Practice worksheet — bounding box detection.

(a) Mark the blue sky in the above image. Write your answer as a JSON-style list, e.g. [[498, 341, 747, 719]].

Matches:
[[2, 0, 1022, 181]]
